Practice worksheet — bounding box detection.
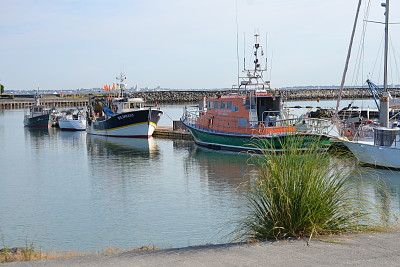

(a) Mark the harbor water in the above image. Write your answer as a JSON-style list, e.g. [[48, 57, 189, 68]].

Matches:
[[0, 101, 399, 252]]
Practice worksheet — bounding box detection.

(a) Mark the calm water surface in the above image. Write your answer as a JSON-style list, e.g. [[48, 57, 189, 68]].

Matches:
[[0, 101, 399, 252]]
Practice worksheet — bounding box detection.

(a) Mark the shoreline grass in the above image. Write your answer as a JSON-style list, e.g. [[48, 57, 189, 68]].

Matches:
[[0, 243, 157, 263], [233, 136, 391, 241]]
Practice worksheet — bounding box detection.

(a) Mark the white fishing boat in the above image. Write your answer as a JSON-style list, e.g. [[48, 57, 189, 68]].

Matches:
[[58, 109, 87, 131], [338, 0, 400, 169]]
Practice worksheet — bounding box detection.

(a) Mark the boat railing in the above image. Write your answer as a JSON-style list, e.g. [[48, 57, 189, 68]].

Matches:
[[345, 122, 400, 146], [339, 120, 379, 141], [181, 108, 339, 137]]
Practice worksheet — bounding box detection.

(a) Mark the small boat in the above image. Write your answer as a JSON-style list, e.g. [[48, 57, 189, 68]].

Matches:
[[24, 89, 52, 128], [58, 108, 87, 131], [181, 34, 338, 152], [86, 73, 163, 138]]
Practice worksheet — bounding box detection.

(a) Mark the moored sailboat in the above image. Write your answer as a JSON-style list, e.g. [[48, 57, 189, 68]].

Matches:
[[338, 0, 400, 169]]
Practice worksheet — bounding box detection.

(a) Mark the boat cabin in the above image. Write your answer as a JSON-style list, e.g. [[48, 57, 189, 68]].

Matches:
[[24, 104, 48, 118], [197, 90, 284, 134], [112, 98, 145, 114]]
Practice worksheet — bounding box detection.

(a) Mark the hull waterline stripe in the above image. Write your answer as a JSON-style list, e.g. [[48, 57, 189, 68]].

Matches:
[[93, 121, 156, 132]]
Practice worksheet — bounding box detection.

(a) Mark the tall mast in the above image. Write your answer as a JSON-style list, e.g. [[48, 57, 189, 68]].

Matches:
[[335, 0, 362, 118], [237, 33, 269, 91], [383, 0, 389, 93], [380, 0, 390, 127]]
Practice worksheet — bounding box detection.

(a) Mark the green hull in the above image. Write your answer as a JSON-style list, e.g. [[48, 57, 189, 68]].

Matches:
[[188, 126, 331, 152]]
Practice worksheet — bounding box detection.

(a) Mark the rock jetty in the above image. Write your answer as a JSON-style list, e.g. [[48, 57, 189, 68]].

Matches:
[[2, 88, 400, 109], [129, 87, 400, 103]]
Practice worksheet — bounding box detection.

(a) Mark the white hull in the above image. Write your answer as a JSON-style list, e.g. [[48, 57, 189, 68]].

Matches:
[[344, 140, 400, 169], [59, 117, 87, 130], [86, 122, 156, 137]]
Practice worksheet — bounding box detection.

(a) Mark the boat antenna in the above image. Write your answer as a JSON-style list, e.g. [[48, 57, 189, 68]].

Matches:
[[35, 85, 40, 105], [243, 33, 246, 72], [236, 0, 240, 88], [116, 72, 127, 98], [334, 0, 363, 120], [265, 33, 268, 72]]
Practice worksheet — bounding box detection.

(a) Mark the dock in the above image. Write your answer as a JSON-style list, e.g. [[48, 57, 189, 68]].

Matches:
[[153, 126, 193, 140], [0, 97, 88, 109]]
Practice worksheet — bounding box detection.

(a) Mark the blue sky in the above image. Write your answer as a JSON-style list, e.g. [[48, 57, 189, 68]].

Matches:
[[1, 0, 400, 91]]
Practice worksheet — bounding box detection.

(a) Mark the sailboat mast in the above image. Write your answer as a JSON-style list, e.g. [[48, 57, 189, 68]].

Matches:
[[334, 0, 362, 118], [380, 0, 390, 127], [383, 0, 389, 92]]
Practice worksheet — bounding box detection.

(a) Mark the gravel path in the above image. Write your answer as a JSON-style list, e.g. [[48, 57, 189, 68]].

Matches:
[[5, 230, 400, 267]]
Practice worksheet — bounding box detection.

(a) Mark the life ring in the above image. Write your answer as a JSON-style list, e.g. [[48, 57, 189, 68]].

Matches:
[[345, 129, 354, 136], [113, 105, 118, 113], [259, 123, 265, 128]]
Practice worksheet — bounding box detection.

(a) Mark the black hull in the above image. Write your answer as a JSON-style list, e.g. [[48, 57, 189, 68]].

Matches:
[[24, 114, 51, 128], [88, 109, 163, 137]]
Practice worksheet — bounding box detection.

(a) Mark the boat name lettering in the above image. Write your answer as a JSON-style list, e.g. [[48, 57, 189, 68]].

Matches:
[[118, 114, 134, 120]]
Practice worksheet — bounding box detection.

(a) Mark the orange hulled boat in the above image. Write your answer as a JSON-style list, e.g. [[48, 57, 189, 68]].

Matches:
[[181, 34, 339, 152]]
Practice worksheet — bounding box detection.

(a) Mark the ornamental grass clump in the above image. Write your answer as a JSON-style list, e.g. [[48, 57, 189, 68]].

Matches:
[[237, 136, 372, 241]]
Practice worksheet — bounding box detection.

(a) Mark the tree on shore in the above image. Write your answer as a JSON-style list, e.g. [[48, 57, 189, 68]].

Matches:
[[0, 84, 4, 94]]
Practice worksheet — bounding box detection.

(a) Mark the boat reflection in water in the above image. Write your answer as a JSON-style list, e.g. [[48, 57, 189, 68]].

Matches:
[[184, 145, 256, 194], [350, 168, 400, 225], [24, 127, 56, 147], [86, 135, 158, 160], [57, 130, 87, 147], [369, 169, 400, 221]]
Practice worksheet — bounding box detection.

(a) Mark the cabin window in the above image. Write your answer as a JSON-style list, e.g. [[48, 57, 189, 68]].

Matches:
[[213, 101, 219, 109], [227, 101, 232, 109], [207, 101, 212, 109], [245, 98, 256, 109], [220, 101, 226, 109], [232, 106, 238, 112], [124, 103, 130, 109], [238, 118, 248, 127]]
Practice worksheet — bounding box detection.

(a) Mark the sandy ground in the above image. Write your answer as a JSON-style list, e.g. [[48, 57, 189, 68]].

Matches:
[[4, 230, 400, 267]]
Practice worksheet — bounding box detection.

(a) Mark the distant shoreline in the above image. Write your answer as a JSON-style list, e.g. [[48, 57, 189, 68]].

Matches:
[[1, 87, 400, 109]]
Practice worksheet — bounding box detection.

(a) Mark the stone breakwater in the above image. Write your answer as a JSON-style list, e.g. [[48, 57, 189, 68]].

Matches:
[[130, 87, 400, 103], [2, 88, 400, 109]]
